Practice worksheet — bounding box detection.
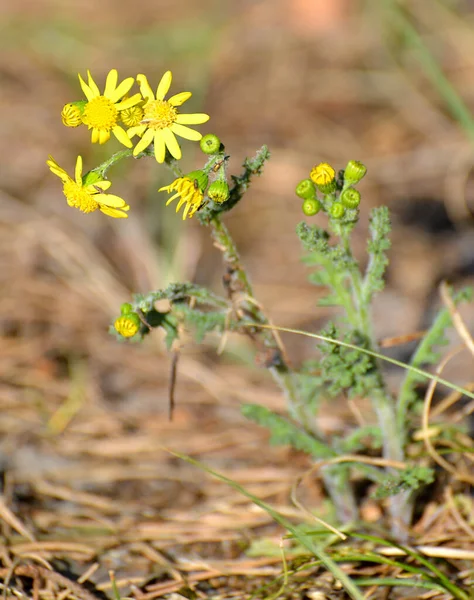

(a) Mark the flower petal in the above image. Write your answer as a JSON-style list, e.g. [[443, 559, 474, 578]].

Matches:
[[110, 77, 135, 103], [116, 93, 142, 110], [99, 205, 129, 218], [98, 193, 129, 208], [175, 113, 210, 125], [87, 70, 101, 97], [127, 124, 147, 139], [162, 128, 181, 160], [133, 128, 155, 156], [47, 156, 70, 183], [78, 73, 95, 101], [112, 125, 133, 148], [137, 74, 154, 101], [104, 69, 118, 98], [154, 131, 167, 163], [91, 128, 100, 144], [99, 129, 111, 144], [156, 71, 172, 100], [91, 180, 112, 191], [75, 156, 83, 184], [168, 92, 192, 107], [170, 123, 202, 141]]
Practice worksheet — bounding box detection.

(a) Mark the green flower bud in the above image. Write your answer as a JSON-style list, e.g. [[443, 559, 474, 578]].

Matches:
[[344, 160, 367, 185], [317, 180, 337, 195], [200, 134, 221, 154], [330, 202, 345, 219], [340, 187, 361, 209], [302, 198, 321, 216], [114, 312, 141, 338], [186, 170, 209, 193], [208, 180, 230, 203], [120, 302, 134, 315], [295, 179, 316, 199]]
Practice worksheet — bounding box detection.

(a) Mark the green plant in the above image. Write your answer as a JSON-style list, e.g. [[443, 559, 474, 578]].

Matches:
[[49, 66, 474, 547]]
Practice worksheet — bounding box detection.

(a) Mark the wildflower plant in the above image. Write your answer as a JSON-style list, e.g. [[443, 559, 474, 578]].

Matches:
[[48, 68, 474, 543]]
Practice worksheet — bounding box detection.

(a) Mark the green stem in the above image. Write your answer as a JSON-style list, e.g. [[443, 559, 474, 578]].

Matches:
[[209, 217, 307, 420], [339, 226, 410, 537]]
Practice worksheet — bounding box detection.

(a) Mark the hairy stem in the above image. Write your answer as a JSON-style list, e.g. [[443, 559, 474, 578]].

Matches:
[[339, 227, 410, 538]]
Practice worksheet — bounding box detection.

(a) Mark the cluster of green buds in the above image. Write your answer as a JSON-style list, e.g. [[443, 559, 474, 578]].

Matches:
[[295, 160, 367, 222]]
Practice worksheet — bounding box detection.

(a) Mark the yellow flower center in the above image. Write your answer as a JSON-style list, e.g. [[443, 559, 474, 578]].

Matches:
[[143, 100, 177, 129], [63, 181, 99, 213], [82, 96, 118, 131]]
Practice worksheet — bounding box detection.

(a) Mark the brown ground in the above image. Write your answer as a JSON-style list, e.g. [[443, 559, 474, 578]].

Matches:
[[1, 0, 474, 598]]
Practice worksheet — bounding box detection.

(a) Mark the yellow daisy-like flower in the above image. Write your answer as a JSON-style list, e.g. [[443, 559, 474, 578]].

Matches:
[[79, 69, 142, 147], [47, 155, 130, 218], [159, 171, 208, 220], [130, 71, 210, 163]]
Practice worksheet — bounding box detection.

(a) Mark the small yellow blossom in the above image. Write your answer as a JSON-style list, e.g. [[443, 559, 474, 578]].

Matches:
[[61, 103, 84, 127], [47, 155, 130, 218], [159, 171, 208, 220], [121, 105, 144, 128], [79, 69, 142, 147], [130, 71, 210, 163], [310, 162, 336, 186], [114, 314, 141, 337]]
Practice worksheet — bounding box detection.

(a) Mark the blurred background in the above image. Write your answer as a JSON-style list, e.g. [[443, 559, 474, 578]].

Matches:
[[1, 0, 474, 589]]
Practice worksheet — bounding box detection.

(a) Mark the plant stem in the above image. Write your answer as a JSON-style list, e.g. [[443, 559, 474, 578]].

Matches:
[[339, 227, 411, 538], [209, 215, 359, 524]]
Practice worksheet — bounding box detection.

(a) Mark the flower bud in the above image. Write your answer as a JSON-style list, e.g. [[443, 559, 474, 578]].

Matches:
[[61, 102, 86, 127], [310, 162, 336, 192], [340, 187, 361, 209], [302, 198, 321, 216], [295, 179, 316, 200], [121, 105, 144, 127], [344, 160, 367, 185], [114, 312, 141, 338], [208, 180, 230, 203], [186, 170, 209, 193], [120, 302, 134, 315], [200, 134, 221, 154], [330, 202, 345, 219]]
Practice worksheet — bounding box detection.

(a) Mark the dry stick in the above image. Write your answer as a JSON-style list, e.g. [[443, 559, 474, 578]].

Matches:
[[0, 566, 101, 600]]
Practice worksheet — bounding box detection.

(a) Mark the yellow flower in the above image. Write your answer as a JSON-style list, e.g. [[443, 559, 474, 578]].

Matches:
[[47, 155, 130, 218], [310, 162, 336, 186], [79, 69, 142, 147], [114, 314, 141, 337], [159, 171, 208, 220], [130, 71, 210, 163]]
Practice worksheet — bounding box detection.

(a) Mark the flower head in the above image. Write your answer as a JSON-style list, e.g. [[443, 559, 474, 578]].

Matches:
[[121, 104, 144, 128], [61, 102, 86, 127], [47, 155, 130, 218], [130, 71, 210, 163], [114, 312, 141, 338], [159, 171, 208, 220], [78, 69, 142, 147]]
